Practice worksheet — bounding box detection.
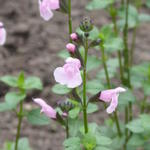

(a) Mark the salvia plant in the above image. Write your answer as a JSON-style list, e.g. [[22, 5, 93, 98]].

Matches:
[[0, 0, 150, 150]]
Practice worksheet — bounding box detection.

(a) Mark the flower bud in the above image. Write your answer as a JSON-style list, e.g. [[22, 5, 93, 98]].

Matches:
[[58, 100, 74, 112], [66, 43, 76, 53], [70, 33, 78, 41], [79, 17, 93, 33]]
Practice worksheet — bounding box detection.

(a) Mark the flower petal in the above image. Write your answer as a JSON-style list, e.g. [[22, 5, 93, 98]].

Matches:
[[53, 67, 67, 85], [106, 94, 118, 114], [0, 26, 6, 46], [65, 57, 81, 69], [33, 98, 56, 119], [67, 72, 82, 88], [49, 0, 59, 10]]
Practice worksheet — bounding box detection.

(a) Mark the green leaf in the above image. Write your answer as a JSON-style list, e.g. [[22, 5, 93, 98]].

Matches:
[[118, 90, 135, 107], [87, 55, 101, 72], [27, 108, 50, 125], [95, 146, 111, 150], [58, 49, 70, 59], [24, 77, 43, 90], [0, 76, 18, 87], [96, 135, 112, 146], [104, 37, 124, 52], [87, 103, 99, 114], [143, 82, 150, 96], [0, 102, 13, 112], [128, 135, 145, 147], [126, 119, 144, 133], [146, 0, 150, 8], [111, 136, 125, 150], [5, 92, 26, 109], [86, 0, 114, 10], [139, 13, 150, 22], [82, 132, 97, 150], [63, 137, 81, 150], [69, 107, 80, 119], [16, 138, 32, 150], [140, 114, 150, 131], [117, 5, 138, 29], [52, 84, 71, 95], [87, 79, 104, 95]]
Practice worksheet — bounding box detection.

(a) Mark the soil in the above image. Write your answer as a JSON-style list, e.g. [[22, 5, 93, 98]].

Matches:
[[0, 0, 150, 150]]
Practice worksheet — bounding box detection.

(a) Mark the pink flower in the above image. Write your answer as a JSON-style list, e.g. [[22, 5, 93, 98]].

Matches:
[[54, 57, 82, 88], [33, 98, 56, 119], [66, 43, 76, 53], [99, 87, 126, 114], [70, 33, 78, 41], [0, 22, 6, 46], [39, 0, 59, 21]]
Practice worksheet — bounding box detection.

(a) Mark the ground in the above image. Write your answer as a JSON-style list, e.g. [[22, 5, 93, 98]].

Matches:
[[0, 0, 150, 150]]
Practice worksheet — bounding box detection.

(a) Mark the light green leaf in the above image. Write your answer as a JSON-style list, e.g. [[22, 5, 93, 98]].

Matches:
[[86, 0, 114, 10], [27, 108, 50, 125], [140, 114, 150, 131], [95, 146, 111, 150], [104, 37, 124, 52], [128, 135, 145, 147], [126, 119, 144, 133], [87, 79, 104, 95], [96, 135, 112, 146], [58, 49, 70, 59], [87, 55, 101, 72], [139, 13, 150, 22], [0, 102, 13, 112], [5, 92, 26, 109], [24, 77, 43, 90], [146, 0, 150, 8], [69, 107, 80, 119], [52, 84, 71, 95], [87, 103, 99, 114], [17, 72, 25, 88], [0, 76, 18, 87]]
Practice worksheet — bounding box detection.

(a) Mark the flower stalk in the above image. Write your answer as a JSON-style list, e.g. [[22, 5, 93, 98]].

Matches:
[[68, 0, 72, 43]]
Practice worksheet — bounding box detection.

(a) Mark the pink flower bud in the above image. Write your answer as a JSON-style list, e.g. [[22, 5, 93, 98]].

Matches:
[[66, 43, 76, 53], [70, 33, 78, 41]]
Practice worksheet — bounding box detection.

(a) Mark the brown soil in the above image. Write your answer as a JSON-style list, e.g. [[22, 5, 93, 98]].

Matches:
[[0, 0, 150, 150]]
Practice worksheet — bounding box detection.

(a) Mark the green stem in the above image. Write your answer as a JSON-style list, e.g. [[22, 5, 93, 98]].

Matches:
[[68, 0, 72, 43], [141, 96, 147, 113], [130, 26, 137, 66], [100, 43, 122, 137], [124, 106, 129, 150], [123, 0, 131, 87], [83, 35, 88, 133], [111, 10, 124, 84], [15, 101, 23, 150], [66, 118, 69, 138]]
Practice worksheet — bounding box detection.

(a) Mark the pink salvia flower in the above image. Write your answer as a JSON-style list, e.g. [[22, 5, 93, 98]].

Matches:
[[33, 98, 56, 119], [99, 87, 126, 114], [54, 57, 82, 88], [70, 33, 78, 41], [0, 22, 6, 46], [39, 0, 59, 21], [66, 43, 76, 53]]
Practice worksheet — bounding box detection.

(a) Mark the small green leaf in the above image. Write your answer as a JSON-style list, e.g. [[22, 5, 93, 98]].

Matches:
[[95, 146, 111, 150], [128, 135, 145, 147], [86, 0, 114, 10], [139, 13, 150, 22], [0, 102, 13, 112], [96, 135, 112, 146], [27, 108, 50, 125], [0, 76, 18, 87], [104, 37, 124, 52], [140, 114, 150, 131], [87, 103, 99, 114], [126, 119, 144, 133], [69, 107, 80, 119], [58, 49, 70, 59], [24, 77, 43, 90], [63, 137, 81, 150], [87, 79, 104, 95], [146, 0, 150, 8], [52, 84, 71, 95], [5, 92, 26, 109]]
